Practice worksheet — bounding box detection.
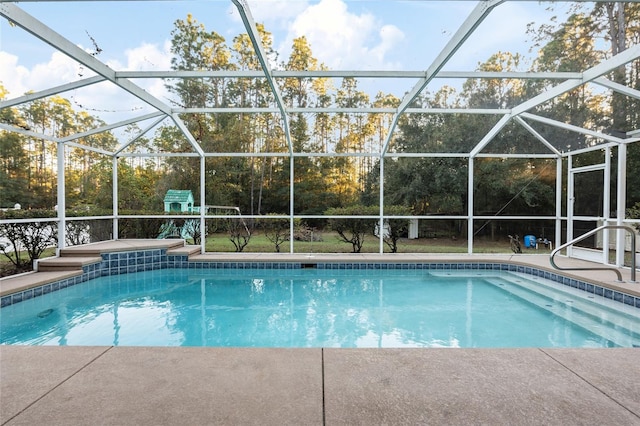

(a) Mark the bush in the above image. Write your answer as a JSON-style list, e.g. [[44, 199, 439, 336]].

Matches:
[[293, 218, 322, 242], [181, 219, 204, 245], [259, 215, 290, 252], [228, 217, 252, 252], [326, 205, 379, 253], [383, 205, 412, 253], [627, 202, 640, 231], [0, 209, 57, 274], [67, 206, 113, 243]]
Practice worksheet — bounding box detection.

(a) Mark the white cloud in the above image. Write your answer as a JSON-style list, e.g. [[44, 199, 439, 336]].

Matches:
[[230, 1, 310, 28], [1, 41, 175, 122], [0, 51, 30, 98], [121, 41, 174, 105], [281, 0, 404, 70], [370, 24, 405, 66], [0, 50, 80, 98], [123, 41, 172, 71], [73, 41, 176, 119]]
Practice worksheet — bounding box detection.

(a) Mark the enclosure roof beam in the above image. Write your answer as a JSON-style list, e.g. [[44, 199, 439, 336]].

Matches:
[[232, 0, 293, 155], [520, 112, 625, 144], [174, 107, 511, 114], [381, 0, 505, 155], [59, 111, 166, 143], [431, 71, 581, 80], [114, 115, 169, 156], [468, 114, 513, 158], [511, 44, 640, 116], [593, 77, 640, 101], [118, 152, 201, 158], [470, 43, 640, 157], [0, 3, 173, 117], [0, 122, 60, 142], [513, 116, 562, 156], [171, 114, 205, 157], [66, 141, 113, 156], [114, 70, 583, 80], [0, 76, 105, 109]]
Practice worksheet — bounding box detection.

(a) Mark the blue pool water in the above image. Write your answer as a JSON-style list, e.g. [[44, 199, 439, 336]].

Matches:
[[1, 268, 639, 348]]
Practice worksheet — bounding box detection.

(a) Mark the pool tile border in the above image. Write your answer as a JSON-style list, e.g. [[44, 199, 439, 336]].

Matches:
[[2, 250, 639, 309]]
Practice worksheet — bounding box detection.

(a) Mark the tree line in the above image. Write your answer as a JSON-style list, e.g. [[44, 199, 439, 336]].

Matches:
[[1, 3, 639, 232]]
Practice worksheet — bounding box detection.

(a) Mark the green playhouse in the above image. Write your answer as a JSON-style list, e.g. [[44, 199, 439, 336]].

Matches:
[[163, 190, 195, 213]]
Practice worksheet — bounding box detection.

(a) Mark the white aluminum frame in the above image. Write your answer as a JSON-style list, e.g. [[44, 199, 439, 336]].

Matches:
[[0, 1, 639, 260]]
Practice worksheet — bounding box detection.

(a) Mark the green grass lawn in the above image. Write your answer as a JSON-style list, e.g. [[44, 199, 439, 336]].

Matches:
[[203, 231, 524, 254], [0, 247, 57, 277]]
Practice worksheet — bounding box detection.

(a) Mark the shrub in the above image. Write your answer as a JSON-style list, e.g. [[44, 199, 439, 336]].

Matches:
[[325, 205, 378, 253], [259, 215, 290, 252], [293, 218, 322, 242], [383, 205, 412, 253], [627, 202, 640, 231], [228, 217, 252, 252], [0, 209, 57, 274], [67, 206, 113, 243]]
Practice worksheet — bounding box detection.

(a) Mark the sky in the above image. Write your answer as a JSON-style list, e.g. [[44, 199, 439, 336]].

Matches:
[[0, 0, 566, 124]]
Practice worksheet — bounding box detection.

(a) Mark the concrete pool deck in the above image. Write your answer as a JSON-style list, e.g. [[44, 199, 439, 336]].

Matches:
[[1, 242, 639, 424], [2, 347, 639, 425]]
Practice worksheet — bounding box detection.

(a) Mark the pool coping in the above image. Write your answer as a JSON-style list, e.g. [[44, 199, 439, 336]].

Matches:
[[1, 239, 639, 308]]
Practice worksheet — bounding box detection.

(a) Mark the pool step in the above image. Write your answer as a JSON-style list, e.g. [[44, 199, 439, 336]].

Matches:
[[36, 255, 102, 272], [166, 245, 201, 257], [58, 239, 185, 257], [36, 240, 197, 273], [484, 276, 640, 347]]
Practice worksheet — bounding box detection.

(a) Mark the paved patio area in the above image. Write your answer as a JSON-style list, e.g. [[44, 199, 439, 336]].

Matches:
[[2, 346, 639, 425]]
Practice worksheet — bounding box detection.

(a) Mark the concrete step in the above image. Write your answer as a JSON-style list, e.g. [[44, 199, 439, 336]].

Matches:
[[59, 239, 185, 257], [167, 245, 201, 257], [36, 256, 102, 272], [35, 240, 198, 273]]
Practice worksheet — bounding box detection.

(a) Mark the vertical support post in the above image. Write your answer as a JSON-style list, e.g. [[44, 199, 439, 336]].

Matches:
[[555, 156, 562, 253], [379, 156, 385, 254], [603, 146, 611, 265], [616, 143, 627, 267], [200, 156, 206, 254], [112, 157, 118, 240], [289, 156, 294, 254], [567, 155, 573, 257], [467, 156, 474, 254], [56, 141, 66, 254]]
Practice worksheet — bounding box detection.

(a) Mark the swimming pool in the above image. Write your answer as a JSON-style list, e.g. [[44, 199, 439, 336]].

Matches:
[[2, 267, 639, 348]]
